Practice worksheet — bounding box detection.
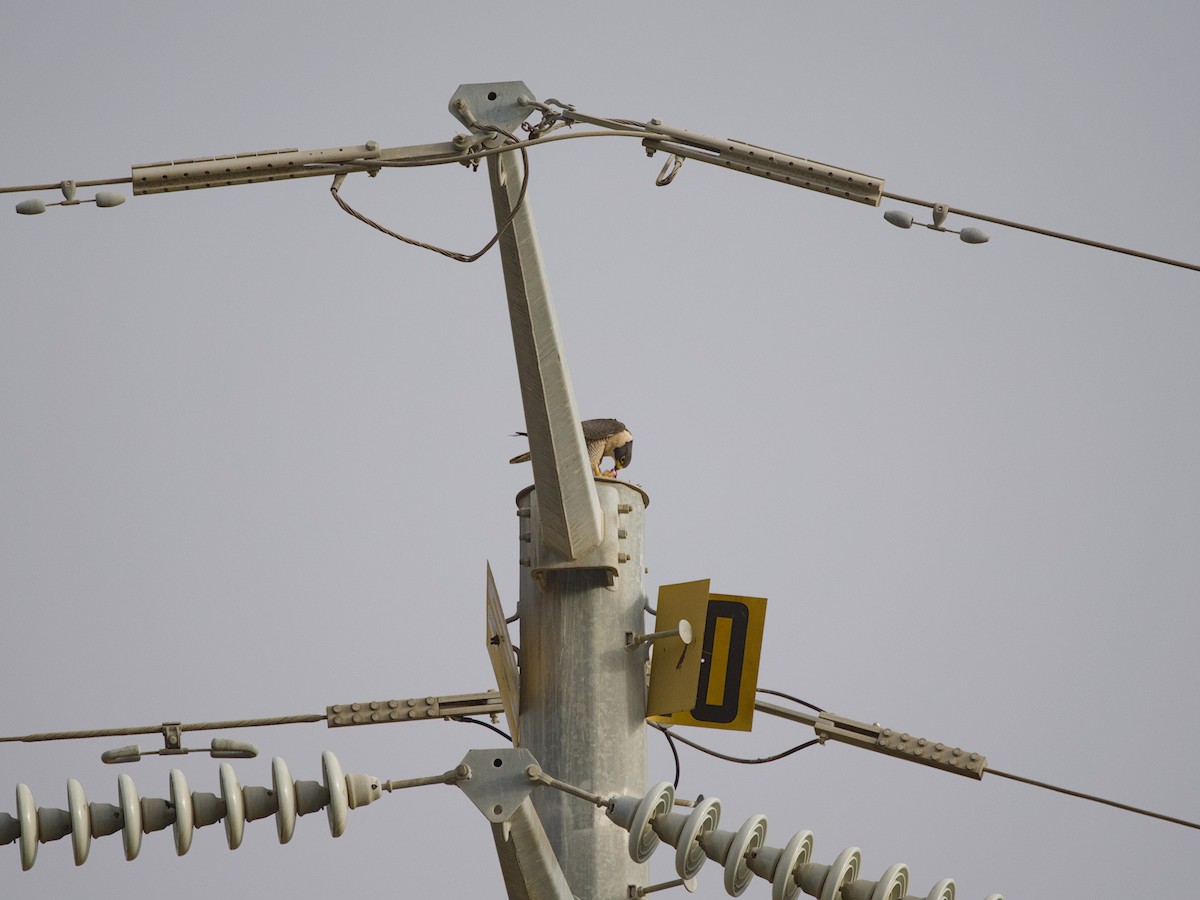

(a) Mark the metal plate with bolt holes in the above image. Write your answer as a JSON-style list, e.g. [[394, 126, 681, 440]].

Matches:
[[455, 748, 539, 824], [448, 82, 536, 133], [486, 563, 521, 744]]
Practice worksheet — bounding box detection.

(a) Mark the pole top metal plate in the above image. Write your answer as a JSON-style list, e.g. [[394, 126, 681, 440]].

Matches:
[[449, 82, 536, 133], [456, 747, 540, 823]]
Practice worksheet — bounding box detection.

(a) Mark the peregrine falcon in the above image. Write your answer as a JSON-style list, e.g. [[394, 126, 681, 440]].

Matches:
[[510, 418, 633, 477]]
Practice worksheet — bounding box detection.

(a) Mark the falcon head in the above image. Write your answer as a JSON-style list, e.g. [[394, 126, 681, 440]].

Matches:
[[612, 437, 633, 470]]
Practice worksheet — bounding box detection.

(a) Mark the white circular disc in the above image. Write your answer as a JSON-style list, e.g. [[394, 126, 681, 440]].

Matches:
[[322, 751, 348, 838], [219, 763, 245, 850], [117, 774, 143, 861], [67, 778, 91, 866], [675, 797, 721, 881], [628, 782, 674, 863], [169, 769, 194, 856], [724, 814, 768, 896], [820, 847, 861, 900], [16, 784, 38, 871], [871, 863, 909, 900], [927, 878, 956, 900], [772, 830, 815, 900], [272, 757, 297, 844]]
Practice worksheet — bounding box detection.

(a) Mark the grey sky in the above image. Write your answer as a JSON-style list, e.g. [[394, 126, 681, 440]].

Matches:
[[2, 3, 1198, 898]]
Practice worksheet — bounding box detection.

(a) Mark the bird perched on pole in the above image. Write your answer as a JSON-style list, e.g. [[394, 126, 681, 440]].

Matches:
[[510, 418, 633, 477]]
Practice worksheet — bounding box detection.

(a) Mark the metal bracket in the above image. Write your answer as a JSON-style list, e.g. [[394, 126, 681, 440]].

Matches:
[[813, 711, 987, 779], [161, 722, 184, 754], [518, 480, 647, 587], [448, 82, 537, 134], [326, 691, 504, 727], [454, 748, 540, 824]]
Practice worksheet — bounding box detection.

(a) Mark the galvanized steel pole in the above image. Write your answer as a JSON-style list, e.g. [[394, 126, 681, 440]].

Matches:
[[488, 144, 650, 899]]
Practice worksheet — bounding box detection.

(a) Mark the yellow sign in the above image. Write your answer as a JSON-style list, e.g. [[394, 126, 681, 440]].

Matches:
[[646, 580, 711, 717], [485, 563, 521, 744], [650, 589, 767, 732]]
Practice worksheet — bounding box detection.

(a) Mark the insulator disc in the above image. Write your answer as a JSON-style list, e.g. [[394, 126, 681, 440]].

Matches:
[[773, 830, 815, 900], [926, 878, 955, 900], [872, 863, 909, 900], [725, 814, 768, 897], [66, 779, 91, 866], [169, 770, 193, 856], [219, 764, 245, 850], [16, 784, 38, 871], [322, 751, 348, 838], [272, 757, 297, 845], [628, 782, 674, 864], [820, 847, 861, 900], [117, 774, 142, 861], [675, 797, 721, 881]]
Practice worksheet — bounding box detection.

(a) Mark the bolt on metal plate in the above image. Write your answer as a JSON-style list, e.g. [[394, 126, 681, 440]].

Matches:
[[448, 82, 536, 133], [455, 748, 540, 824]]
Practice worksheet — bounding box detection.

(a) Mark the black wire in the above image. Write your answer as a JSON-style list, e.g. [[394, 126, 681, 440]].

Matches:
[[756, 688, 824, 714], [450, 716, 512, 743], [651, 723, 820, 765], [656, 724, 681, 789], [329, 123, 530, 263]]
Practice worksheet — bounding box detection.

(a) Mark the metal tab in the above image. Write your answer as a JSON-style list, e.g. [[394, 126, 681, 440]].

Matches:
[[455, 748, 539, 824], [449, 82, 537, 133]]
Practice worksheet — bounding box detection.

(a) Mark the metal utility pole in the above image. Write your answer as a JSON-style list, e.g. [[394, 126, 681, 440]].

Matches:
[[453, 81, 651, 898]]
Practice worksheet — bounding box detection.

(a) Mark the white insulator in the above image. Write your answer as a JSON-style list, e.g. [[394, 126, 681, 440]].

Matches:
[[983, 895, 1004, 900], [272, 757, 297, 845], [190, 790, 225, 828], [919, 878, 955, 900], [747, 829, 816, 900], [169, 770, 193, 856], [219, 764, 245, 850], [117, 774, 142, 861], [673, 797, 722, 881], [796, 847, 861, 900], [774, 831, 816, 900], [842, 863, 908, 900], [322, 751, 348, 838], [607, 781, 675, 864], [66, 779, 91, 866], [242, 785, 278, 822], [345, 772, 383, 810], [700, 816, 768, 897], [16, 784, 38, 871]]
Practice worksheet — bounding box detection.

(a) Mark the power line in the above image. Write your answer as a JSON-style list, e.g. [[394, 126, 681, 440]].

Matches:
[[882, 190, 1200, 272], [987, 767, 1200, 831]]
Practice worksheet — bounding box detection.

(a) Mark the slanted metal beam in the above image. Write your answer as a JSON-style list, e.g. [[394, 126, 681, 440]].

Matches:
[[487, 147, 602, 560]]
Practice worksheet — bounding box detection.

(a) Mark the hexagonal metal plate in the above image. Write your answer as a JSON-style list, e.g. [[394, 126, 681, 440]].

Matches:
[[455, 747, 539, 823], [448, 82, 536, 133]]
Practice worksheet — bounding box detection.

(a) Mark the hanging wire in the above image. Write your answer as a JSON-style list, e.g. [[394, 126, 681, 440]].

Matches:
[[756, 687, 824, 714], [450, 716, 513, 743], [650, 723, 821, 766], [656, 723, 682, 788], [329, 123, 530, 263]]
